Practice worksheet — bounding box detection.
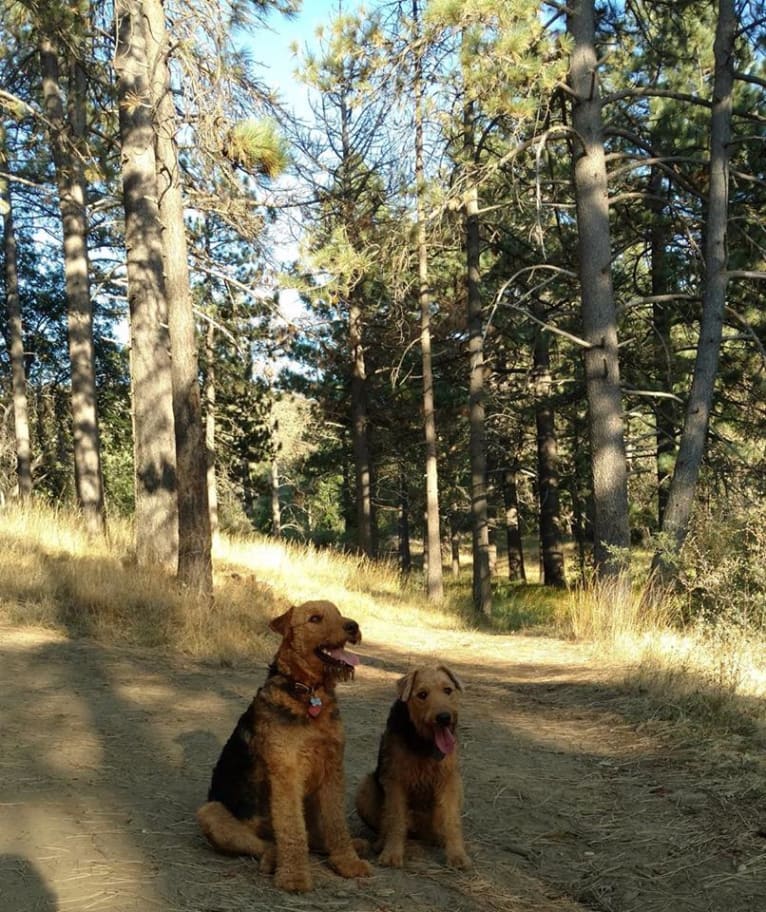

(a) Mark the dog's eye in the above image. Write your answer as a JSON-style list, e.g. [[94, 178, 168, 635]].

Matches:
[[416, 690, 428, 700], [309, 614, 323, 624], [444, 687, 453, 695]]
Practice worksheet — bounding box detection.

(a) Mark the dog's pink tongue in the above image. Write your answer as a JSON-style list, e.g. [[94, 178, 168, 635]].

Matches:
[[327, 647, 360, 667], [435, 726, 456, 755]]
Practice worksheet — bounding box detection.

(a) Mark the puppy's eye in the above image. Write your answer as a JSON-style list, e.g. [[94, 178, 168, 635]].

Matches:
[[309, 614, 323, 624], [444, 687, 453, 695], [417, 690, 428, 700]]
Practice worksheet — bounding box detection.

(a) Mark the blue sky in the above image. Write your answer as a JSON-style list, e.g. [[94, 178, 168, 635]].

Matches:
[[238, 1, 356, 116], [233, 2, 363, 321]]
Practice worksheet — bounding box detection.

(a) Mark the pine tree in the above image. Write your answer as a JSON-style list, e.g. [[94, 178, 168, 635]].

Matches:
[[657, 0, 737, 566], [568, 0, 630, 576], [144, 0, 212, 595], [36, 1, 106, 533], [114, 0, 178, 570], [0, 124, 32, 499], [412, 0, 444, 599]]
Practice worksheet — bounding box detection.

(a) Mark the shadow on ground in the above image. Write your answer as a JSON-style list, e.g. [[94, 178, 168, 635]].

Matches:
[[1, 620, 765, 912]]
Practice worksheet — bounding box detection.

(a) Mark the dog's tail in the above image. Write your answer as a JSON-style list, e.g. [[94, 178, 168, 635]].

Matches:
[[196, 801, 269, 857]]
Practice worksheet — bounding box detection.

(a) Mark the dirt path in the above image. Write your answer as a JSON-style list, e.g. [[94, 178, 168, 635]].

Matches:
[[2, 624, 765, 912]]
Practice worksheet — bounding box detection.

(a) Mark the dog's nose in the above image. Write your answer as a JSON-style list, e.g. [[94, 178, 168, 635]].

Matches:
[[343, 619, 360, 637], [436, 711, 452, 727]]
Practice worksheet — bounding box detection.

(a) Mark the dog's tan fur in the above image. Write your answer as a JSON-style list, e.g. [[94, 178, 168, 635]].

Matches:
[[197, 600, 372, 892], [355, 664, 470, 869]]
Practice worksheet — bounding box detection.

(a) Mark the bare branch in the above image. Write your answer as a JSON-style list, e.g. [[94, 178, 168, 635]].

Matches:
[[623, 388, 685, 403]]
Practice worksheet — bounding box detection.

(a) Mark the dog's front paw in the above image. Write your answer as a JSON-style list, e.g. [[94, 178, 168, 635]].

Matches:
[[274, 865, 314, 893], [330, 852, 373, 878], [378, 844, 405, 868], [258, 845, 276, 875], [446, 849, 472, 870], [352, 836, 371, 857]]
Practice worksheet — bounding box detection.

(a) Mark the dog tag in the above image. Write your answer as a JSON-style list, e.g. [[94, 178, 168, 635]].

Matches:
[[307, 695, 323, 717]]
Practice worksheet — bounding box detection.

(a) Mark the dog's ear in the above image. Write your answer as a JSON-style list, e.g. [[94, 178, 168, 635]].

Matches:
[[269, 607, 294, 637], [438, 664, 464, 692], [397, 670, 418, 702]]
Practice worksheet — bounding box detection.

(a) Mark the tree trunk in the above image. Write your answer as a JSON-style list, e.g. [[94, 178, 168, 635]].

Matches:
[[271, 457, 282, 537], [0, 135, 33, 499], [449, 507, 461, 578], [464, 96, 492, 616], [502, 468, 525, 582], [349, 294, 373, 555], [414, 0, 443, 600], [114, 0, 178, 571], [39, 29, 106, 534], [398, 466, 412, 574], [533, 310, 565, 587], [657, 0, 736, 565], [568, 0, 631, 575], [204, 319, 219, 540], [648, 163, 677, 527], [144, 0, 212, 594], [569, 414, 590, 583]]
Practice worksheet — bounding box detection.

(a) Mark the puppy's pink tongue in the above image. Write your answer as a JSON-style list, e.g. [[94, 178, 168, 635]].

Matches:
[[327, 647, 360, 667], [435, 727, 456, 755]]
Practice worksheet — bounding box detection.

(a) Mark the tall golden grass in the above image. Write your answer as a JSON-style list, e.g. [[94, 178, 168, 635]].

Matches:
[[0, 502, 763, 731], [563, 572, 766, 730], [0, 502, 465, 665]]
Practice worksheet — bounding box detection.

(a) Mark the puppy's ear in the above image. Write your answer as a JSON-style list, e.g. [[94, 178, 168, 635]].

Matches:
[[438, 664, 464, 692], [397, 670, 417, 702], [269, 607, 294, 637]]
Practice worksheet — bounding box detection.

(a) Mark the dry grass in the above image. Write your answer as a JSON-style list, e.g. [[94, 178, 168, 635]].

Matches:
[[560, 572, 766, 733], [0, 503, 465, 666], [562, 573, 676, 643], [1, 502, 764, 734]]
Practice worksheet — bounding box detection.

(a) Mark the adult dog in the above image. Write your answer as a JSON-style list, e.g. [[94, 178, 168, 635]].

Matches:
[[196, 600, 372, 893], [355, 664, 470, 869]]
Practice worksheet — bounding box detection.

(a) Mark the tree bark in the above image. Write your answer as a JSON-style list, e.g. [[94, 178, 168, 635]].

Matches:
[[39, 28, 106, 534], [398, 466, 412, 574], [568, 0, 631, 575], [465, 182, 492, 614], [464, 94, 492, 616], [114, 0, 178, 571], [144, 0, 212, 595], [502, 468, 525, 582], [1, 134, 33, 499], [657, 0, 736, 564], [271, 457, 282, 537], [646, 157, 678, 528], [349, 293, 373, 555], [336, 77, 374, 557], [204, 318, 219, 540], [533, 310, 565, 587], [449, 507, 461, 578], [414, 0, 443, 600]]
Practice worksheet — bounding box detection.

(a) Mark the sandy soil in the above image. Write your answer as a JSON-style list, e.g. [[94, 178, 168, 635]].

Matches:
[[2, 622, 765, 912]]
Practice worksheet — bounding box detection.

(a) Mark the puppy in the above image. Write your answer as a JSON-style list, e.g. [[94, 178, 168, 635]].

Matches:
[[196, 600, 372, 892], [356, 664, 470, 869]]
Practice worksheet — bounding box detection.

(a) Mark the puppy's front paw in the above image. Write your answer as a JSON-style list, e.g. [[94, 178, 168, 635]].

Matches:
[[258, 845, 276, 875], [352, 836, 371, 857], [274, 865, 313, 893], [330, 852, 373, 878], [378, 844, 405, 868], [446, 848, 472, 870]]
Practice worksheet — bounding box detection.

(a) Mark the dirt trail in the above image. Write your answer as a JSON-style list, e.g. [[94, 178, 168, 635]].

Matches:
[[1, 624, 764, 912]]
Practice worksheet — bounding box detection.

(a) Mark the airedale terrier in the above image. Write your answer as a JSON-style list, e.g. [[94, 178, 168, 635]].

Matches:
[[196, 600, 372, 893], [355, 664, 470, 869]]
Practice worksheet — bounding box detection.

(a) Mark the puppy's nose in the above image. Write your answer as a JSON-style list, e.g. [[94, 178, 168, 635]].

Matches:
[[436, 711, 452, 727], [343, 619, 360, 637]]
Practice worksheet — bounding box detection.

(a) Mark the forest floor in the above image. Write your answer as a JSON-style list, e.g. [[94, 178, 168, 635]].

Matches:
[[2, 621, 765, 912]]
